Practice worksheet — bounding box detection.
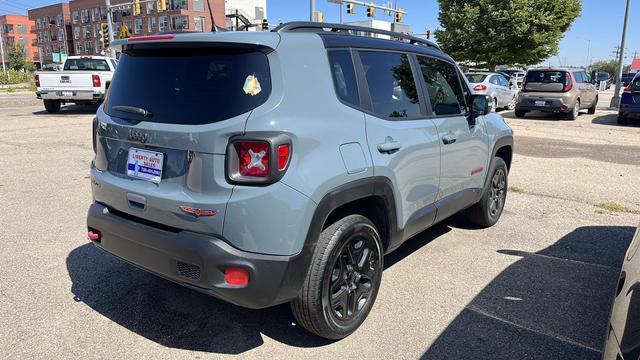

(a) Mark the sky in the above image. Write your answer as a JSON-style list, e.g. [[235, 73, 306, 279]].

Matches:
[[2, 0, 638, 67]]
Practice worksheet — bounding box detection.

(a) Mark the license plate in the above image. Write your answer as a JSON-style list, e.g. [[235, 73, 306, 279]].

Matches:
[[62, 91, 73, 97], [535, 100, 547, 107], [127, 148, 164, 183]]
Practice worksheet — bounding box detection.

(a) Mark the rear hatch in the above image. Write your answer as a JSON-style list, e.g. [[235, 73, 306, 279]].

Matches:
[[92, 36, 276, 236], [623, 77, 640, 107], [523, 70, 568, 92]]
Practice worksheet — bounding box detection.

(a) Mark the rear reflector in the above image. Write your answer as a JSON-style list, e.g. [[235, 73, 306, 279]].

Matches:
[[92, 74, 101, 87], [128, 35, 175, 42], [225, 267, 249, 286], [87, 229, 101, 241], [277, 144, 290, 170]]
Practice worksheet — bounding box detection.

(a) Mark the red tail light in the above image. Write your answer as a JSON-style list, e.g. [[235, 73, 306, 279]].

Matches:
[[277, 144, 290, 170], [92, 74, 101, 87], [624, 84, 632, 93], [225, 267, 249, 286], [87, 229, 101, 242], [473, 84, 488, 91], [35, 74, 40, 87], [564, 72, 573, 92], [227, 135, 291, 185]]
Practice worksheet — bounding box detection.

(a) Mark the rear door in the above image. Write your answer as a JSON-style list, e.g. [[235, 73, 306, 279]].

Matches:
[[93, 46, 273, 236], [357, 50, 441, 239], [415, 55, 488, 220]]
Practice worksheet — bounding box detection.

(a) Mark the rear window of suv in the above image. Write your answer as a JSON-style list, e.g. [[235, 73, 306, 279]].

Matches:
[[105, 47, 271, 125], [524, 70, 568, 92]]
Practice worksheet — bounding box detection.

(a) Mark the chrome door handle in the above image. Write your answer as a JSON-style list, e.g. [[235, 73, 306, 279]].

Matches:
[[442, 135, 457, 145], [377, 139, 402, 153]]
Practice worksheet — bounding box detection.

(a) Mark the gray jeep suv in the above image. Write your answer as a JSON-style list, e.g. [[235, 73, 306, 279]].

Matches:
[[87, 22, 513, 339]]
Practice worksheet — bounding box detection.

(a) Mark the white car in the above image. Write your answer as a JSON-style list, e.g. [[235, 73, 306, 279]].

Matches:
[[465, 72, 516, 111], [35, 55, 117, 113]]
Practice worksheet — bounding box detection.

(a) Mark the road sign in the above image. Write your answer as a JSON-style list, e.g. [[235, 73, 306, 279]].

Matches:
[[119, 24, 131, 39]]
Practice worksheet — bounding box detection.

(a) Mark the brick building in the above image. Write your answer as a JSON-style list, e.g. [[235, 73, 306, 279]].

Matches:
[[68, 0, 225, 56], [27, 3, 73, 64], [0, 15, 37, 64]]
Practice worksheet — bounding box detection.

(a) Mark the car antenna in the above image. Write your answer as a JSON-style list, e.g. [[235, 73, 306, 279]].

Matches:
[[206, 0, 216, 32]]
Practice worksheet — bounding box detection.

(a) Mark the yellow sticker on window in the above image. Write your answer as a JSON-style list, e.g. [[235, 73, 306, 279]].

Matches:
[[243, 74, 262, 96]]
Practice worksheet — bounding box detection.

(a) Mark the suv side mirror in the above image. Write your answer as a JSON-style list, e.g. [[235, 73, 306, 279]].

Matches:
[[469, 94, 491, 118]]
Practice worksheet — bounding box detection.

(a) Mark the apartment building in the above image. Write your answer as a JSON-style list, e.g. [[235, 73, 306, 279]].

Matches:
[[225, 0, 266, 31], [68, 0, 225, 56], [28, 3, 73, 64], [0, 15, 37, 64], [28, 0, 224, 60]]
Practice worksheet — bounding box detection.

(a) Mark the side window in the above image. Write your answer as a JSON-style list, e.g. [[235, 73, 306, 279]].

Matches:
[[417, 56, 467, 116], [583, 72, 591, 83], [358, 51, 421, 118], [499, 76, 509, 87], [573, 71, 584, 83], [327, 50, 359, 108], [631, 76, 640, 92], [489, 75, 500, 85]]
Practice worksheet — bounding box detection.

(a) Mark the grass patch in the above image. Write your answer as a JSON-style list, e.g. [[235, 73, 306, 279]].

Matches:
[[6, 87, 15, 93], [594, 201, 640, 215], [509, 186, 526, 194]]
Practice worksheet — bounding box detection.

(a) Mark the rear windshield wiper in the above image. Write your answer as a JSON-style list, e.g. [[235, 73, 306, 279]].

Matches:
[[112, 105, 153, 118]]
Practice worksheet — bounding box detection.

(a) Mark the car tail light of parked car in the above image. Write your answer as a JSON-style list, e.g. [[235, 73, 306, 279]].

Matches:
[[226, 135, 292, 185], [35, 74, 40, 87], [92, 74, 101, 88], [624, 84, 632, 93], [474, 84, 488, 91], [564, 72, 573, 92]]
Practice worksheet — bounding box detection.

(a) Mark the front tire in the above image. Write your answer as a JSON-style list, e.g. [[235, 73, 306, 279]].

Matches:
[[43, 100, 61, 113], [291, 215, 383, 340], [618, 114, 628, 125], [515, 109, 526, 118], [465, 157, 508, 227], [588, 96, 597, 114]]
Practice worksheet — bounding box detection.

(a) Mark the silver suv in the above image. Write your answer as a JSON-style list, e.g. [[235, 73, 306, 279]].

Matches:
[[87, 22, 513, 339]]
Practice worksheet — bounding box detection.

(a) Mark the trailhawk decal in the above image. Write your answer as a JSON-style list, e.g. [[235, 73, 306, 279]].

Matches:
[[179, 206, 218, 218]]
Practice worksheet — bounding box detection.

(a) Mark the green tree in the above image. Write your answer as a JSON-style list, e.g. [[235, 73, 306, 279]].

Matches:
[[7, 45, 26, 71], [591, 60, 630, 75], [435, 0, 582, 71]]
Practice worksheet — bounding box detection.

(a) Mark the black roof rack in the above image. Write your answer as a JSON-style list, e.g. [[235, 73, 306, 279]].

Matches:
[[273, 21, 440, 51]]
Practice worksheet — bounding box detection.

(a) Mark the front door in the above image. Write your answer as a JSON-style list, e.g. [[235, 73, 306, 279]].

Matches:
[[415, 55, 489, 220]]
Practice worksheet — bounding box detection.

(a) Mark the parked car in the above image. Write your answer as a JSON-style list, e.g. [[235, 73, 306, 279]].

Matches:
[[593, 71, 612, 89], [86, 22, 514, 340], [40, 63, 63, 71], [465, 72, 516, 110], [509, 71, 526, 90], [621, 72, 638, 87], [618, 73, 640, 124], [515, 68, 598, 120], [602, 224, 640, 360], [35, 55, 118, 113]]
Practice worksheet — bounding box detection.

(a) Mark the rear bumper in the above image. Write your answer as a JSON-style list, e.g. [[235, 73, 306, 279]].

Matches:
[[619, 108, 640, 119], [37, 90, 104, 101], [516, 98, 570, 112], [86, 202, 309, 309]]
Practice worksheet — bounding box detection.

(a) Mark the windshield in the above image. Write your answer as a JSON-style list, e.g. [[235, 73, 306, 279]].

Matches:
[[596, 73, 609, 80], [105, 47, 272, 125], [465, 74, 488, 83], [63, 58, 110, 71]]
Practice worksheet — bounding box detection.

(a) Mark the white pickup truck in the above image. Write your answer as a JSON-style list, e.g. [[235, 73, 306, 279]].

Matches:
[[35, 55, 118, 113]]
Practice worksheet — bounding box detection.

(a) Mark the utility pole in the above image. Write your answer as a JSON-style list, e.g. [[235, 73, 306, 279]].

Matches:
[[585, 39, 591, 71], [105, 0, 116, 57], [340, 1, 343, 24], [310, 0, 315, 21], [610, 0, 631, 108], [0, 24, 6, 74]]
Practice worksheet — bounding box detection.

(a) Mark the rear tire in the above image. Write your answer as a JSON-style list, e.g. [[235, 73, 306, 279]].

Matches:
[[514, 110, 526, 118], [43, 100, 61, 113], [465, 157, 508, 228], [618, 114, 628, 125], [291, 215, 383, 340], [566, 100, 579, 120], [588, 96, 597, 114]]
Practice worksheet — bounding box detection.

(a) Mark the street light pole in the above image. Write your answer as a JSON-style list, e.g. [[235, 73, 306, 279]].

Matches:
[[610, 0, 631, 108], [585, 39, 591, 71], [310, 0, 315, 21], [105, 0, 116, 57], [0, 25, 6, 73]]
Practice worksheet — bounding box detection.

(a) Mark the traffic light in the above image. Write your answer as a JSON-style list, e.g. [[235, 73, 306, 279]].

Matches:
[[347, 3, 355, 14], [157, 0, 167, 12], [261, 19, 269, 30], [316, 11, 323, 22], [134, 0, 141, 16], [426, 29, 431, 39], [395, 9, 404, 23], [366, 3, 374, 17], [100, 23, 109, 49]]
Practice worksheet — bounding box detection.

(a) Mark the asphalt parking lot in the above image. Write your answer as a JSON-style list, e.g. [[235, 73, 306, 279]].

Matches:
[[1, 90, 638, 359]]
